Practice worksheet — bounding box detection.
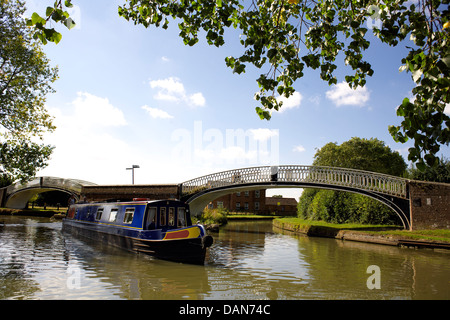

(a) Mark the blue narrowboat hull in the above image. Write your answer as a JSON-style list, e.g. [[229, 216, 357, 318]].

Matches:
[[62, 220, 210, 264], [62, 200, 213, 265]]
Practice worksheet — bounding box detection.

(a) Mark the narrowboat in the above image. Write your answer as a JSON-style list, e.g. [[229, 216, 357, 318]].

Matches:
[[62, 199, 213, 265]]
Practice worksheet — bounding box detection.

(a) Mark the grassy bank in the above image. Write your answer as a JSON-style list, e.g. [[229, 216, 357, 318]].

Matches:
[[273, 217, 450, 244], [0, 207, 65, 217], [195, 209, 283, 225], [227, 214, 281, 220]]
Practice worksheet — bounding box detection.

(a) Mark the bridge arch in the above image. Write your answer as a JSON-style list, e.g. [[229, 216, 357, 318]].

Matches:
[[3, 177, 97, 209], [180, 165, 411, 229]]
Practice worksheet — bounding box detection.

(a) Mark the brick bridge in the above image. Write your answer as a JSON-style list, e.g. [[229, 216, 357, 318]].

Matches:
[[1, 166, 449, 230]]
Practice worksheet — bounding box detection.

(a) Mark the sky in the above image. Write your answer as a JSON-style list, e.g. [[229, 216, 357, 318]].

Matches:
[[24, 0, 449, 199]]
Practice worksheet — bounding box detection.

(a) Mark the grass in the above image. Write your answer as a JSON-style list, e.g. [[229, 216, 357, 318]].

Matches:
[[28, 206, 67, 213], [274, 217, 399, 230], [227, 214, 281, 219], [274, 217, 450, 244], [373, 229, 450, 243]]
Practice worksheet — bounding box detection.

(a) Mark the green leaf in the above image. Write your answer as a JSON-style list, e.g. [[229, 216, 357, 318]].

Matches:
[[43, 28, 62, 44], [31, 12, 46, 26], [187, 38, 198, 46], [416, 159, 426, 172], [64, 18, 76, 30], [255, 107, 271, 120], [425, 154, 439, 167], [46, 6, 54, 17], [233, 62, 246, 74], [396, 106, 406, 117]]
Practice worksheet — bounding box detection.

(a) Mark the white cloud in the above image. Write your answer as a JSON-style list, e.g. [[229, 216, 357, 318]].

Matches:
[[142, 105, 174, 119], [248, 128, 279, 141], [293, 145, 306, 152], [188, 92, 206, 107], [326, 81, 370, 107], [149, 77, 206, 107], [38, 92, 133, 184], [276, 91, 303, 112], [71, 92, 127, 128]]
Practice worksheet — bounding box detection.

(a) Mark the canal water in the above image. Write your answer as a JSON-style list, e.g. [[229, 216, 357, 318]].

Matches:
[[0, 216, 448, 300]]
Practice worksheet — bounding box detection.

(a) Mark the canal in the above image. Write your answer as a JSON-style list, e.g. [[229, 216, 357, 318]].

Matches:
[[0, 216, 448, 300]]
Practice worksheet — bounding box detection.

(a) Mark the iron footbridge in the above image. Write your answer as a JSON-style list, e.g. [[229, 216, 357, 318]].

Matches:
[[180, 165, 410, 229]]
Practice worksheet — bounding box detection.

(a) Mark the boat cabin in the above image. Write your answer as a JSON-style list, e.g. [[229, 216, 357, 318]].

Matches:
[[66, 199, 192, 231]]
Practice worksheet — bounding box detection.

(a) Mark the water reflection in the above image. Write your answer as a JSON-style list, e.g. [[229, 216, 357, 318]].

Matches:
[[0, 217, 448, 300]]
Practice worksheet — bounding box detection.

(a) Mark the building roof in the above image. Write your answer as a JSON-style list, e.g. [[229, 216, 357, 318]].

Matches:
[[265, 197, 298, 206]]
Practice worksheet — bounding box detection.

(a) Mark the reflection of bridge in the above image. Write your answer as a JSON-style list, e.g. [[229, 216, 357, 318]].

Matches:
[[0, 165, 449, 230]]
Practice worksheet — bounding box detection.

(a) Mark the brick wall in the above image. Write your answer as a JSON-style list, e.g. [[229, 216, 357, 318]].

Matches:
[[409, 181, 450, 230], [81, 184, 180, 202], [209, 189, 267, 213], [209, 189, 298, 216]]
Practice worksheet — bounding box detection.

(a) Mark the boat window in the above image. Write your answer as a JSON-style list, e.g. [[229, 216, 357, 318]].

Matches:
[[109, 208, 118, 222], [168, 207, 175, 226], [147, 207, 157, 229], [123, 208, 135, 224], [177, 207, 186, 227], [95, 208, 104, 220], [160, 207, 166, 226]]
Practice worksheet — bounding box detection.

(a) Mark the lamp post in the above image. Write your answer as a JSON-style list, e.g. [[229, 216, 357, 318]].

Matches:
[[126, 165, 140, 184]]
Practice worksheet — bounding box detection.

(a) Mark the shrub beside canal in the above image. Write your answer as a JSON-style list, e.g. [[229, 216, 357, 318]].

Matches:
[[194, 208, 228, 226]]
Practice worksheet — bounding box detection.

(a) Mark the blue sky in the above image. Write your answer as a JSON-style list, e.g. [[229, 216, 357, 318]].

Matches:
[[25, 0, 449, 199]]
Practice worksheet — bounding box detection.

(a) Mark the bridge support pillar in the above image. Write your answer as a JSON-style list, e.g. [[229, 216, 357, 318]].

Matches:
[[408, 181, 450, 230], [0, 187, 7, 207]]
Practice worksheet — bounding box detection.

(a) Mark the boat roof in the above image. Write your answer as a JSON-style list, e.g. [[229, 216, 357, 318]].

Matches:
[[71, 199, 184, 206]]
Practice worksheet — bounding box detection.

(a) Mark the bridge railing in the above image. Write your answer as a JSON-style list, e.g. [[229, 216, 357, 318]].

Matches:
[[181, 165, 408, 199], [6, 176, 97, 195]]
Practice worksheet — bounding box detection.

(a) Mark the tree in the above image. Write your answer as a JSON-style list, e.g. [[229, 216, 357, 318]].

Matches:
[[407, 157, 450, 182], [312, 137, 407, 176], [29, 0, 450, 169], [297, 137, 407, 225], [0, 0, 57, 183]]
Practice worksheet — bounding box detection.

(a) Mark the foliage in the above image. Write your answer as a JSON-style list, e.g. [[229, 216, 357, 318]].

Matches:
[[406, 157, 450, 182], [0, 173, 12, 188], [116, 0, 449, 168], [297, 137, 406, 225], [25, 0, 76, 44], [197, 208, 228, 225], [0, 0, 57, 183], [29, 190, 71, 207], [30, 0, 449, 168], [313, 137, 407, 175]]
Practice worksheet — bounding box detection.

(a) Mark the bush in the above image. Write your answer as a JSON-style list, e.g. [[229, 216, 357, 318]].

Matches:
[[297, 188, 318, 219], [197, 208, 228, 225], [297, 189, 402, 226]]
